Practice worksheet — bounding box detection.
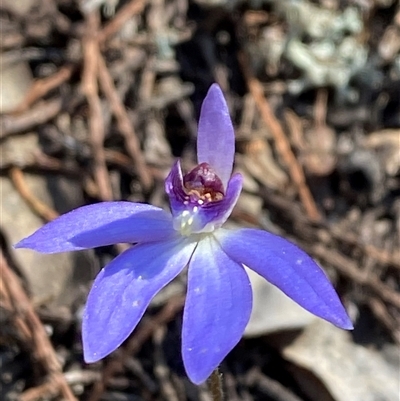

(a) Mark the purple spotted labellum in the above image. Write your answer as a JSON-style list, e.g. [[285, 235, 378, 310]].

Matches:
[[15, 84, 353, 385]]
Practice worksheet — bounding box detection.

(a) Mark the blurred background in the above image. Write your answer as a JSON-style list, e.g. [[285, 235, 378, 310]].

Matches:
[[0, 0, 399, 400]]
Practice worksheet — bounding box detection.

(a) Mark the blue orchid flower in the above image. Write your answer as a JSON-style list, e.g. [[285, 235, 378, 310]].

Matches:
[[16, 84, 352, 384]]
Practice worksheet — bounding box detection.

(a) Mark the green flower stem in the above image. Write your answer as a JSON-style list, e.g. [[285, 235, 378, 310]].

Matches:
[[207, 368, 224, 401]]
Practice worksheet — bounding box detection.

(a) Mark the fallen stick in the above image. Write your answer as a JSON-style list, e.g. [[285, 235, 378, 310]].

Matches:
[[0, 252, 77, 401]]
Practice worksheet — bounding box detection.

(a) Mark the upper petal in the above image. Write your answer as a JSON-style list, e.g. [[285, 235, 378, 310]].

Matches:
[[182, 236, 252, 384], [15, 201, 176, 253], [197, 84, 235, 189], [83, 237, 197, 362], [215, 228, 353, 330]]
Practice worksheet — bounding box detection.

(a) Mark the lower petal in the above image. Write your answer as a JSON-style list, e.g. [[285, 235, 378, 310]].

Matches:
[[215, 228, 353, 330], [83, 238, 197, 362], [182, 236, 252, 384]]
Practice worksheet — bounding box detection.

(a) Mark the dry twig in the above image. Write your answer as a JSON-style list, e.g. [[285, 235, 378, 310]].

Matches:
[[5, 0, 149, 117], [245, 367, 304, 401], [11, 65, 75, 114], [0, 98, 63, 137], [0, 252, 77, 401], [9, 167, 59, 222], [368, 297, 400, 344], [98, 0, 149, 43], [311, 244, 400, 310], [238, 50, 322, 222], [81, 11, 113, 201], [97, 53, 153, 190]]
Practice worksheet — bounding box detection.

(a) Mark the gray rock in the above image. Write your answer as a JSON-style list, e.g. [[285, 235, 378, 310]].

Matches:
[[0, 61, 32, 113], [283, 320, 399, 401], [244, 268, 316, 337], [2, 134, 97, 307]]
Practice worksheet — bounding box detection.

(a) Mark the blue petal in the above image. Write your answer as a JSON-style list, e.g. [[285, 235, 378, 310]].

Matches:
[[15, 202, 177, 253], [215, 229, 353, 330], [165, 161, 243, 234], [182, 236, 252, 384], [197, 84, 235, 189], [83, 238, 197, 362]]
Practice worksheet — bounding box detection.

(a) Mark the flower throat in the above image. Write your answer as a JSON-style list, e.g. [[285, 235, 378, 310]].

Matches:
[[183, 163, 224, 204]]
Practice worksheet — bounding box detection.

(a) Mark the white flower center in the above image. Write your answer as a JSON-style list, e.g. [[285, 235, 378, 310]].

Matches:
[[173, 207, 199, 236], [173, 206, 216, 236]]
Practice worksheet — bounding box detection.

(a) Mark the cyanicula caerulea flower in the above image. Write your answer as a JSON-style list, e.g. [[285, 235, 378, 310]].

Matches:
[[16, 84, 352, 384]]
